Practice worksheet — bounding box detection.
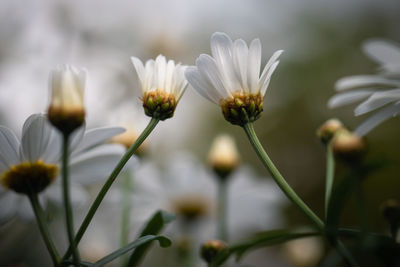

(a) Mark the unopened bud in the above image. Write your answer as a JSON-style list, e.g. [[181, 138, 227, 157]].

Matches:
[[331, 129, 366, 162], [316, 118, 344, 144], [47, 65, 86, 135], [200, 240, 227, 264], [208, 134, 240, 179]]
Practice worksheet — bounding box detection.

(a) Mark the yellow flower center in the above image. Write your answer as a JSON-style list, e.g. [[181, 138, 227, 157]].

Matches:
[[220, 91, 263, 125], [142, 90, 177, 120], [1, 161, 58, 194]]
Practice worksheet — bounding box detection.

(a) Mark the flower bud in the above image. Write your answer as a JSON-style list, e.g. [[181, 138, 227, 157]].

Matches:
[[331, 129, 366, 162], [316, 118, 344, 144], [47, 65, 86, 135], [200, 240, 227, 264], [208, 134, 240, 179]]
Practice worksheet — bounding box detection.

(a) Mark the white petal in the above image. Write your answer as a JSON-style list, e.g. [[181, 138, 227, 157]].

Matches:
[[258, 50, 283, 93], [155, 55, 167, 91], [72, 126, 125, 155], [210, 32, 240, 91], [69, 144, 125, 185], [354, 89, 400, 115], [69, 124, 86, 152], [233, 39, 249, 92], [355, 102, 400, 136], [335, 75, 400, 91], [131, 57, 145, 84], [196, 54, 230, 99], [143, 60, 155, 93], [0, 126, 20, 171], [363, 39, 400, 67], [164, 60, 175, 93], [45, 182, 89, 207], [247, 38, 261, 93], [185, 66, 219, 104], [260, 60, 280, 96], [328, 90, 375, 108], [41, 130, 62, 163], [17, 196, 47, 221], [20, 114, 53, 162]]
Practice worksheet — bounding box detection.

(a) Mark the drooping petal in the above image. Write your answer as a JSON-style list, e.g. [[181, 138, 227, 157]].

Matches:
[[0, 126, 20, 172], [355, 102, 400, 136], [354, 88, 400, 115], [328, 89, 375, 108], [72, 126, 125, 155], [185, 66, 219, 104], [20, 114, 53, 162], [69, 144, 125, 185]]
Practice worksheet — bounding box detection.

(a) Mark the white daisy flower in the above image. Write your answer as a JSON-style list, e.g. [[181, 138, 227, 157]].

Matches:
[[185, 32, 283, 125], [328, 39, 400, 136], [0, 113, 125, 222], [131, 54, 188, 120]]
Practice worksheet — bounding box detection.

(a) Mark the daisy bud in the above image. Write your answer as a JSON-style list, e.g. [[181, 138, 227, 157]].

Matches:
[[200, 240, 227, 264], [331, 129, 366, 162], [131, 55, 188, 120], [47, 65, 86, 135], [316, 118, 345, 144], [208, 134, 240, 179]]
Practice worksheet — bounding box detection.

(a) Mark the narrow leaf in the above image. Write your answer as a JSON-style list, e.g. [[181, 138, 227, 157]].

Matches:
[[128, 210, 176, 267], [93, 235, 171, 267]]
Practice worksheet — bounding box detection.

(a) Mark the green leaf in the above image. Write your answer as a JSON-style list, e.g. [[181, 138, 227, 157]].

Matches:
[[210, 229, 320, 267], [127, 210, 176, 267], [93, 235, 171, 267]]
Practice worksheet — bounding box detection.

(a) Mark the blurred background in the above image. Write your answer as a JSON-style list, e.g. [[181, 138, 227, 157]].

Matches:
[[0, 0, 400, 266]]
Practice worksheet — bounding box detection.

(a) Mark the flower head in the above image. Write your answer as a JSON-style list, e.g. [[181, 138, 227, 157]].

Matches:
[[48, 64, 86, 135], [131, 55, 188, 120], [0, 114, 125, 221], [208, 134, 240, 179], [329, 39, 400, 136], [185, 32, 283, 125]]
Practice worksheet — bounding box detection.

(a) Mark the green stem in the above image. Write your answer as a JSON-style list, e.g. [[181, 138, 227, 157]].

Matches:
[[120, 171, 132, 266], [335, 240, 360, 267], [62, 117, 159, 261], [325, 144, 335, 220], [217, 178, 228, 241], [62, 134, 81, 266], [242, 122, 324, 230], [28, 193, 61, 266]]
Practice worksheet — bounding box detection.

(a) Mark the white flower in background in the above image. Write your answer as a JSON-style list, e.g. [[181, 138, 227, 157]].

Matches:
[[328, 39, 400, 136], [185, 32, 283, 125], [48, 64, 86, 135], [116, 152, 286, 240], [131, 54, 188, 120], [0, 114, 125, 222]]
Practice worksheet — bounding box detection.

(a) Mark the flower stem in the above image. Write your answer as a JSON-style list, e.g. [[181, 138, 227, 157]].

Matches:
[[62, 134, 81, 267], [27, 192, 60, 266], [217, 179, 228, 241], [242, 122, 324, 230], [325, 144, 335, 220], [120, 171, 132, 266], [62, 117, 159, 261]]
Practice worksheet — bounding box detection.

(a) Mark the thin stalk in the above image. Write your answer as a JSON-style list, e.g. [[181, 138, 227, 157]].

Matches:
[[120, 171, 132, 266], [217, 178, 228, 241], [62, 117, 159, 261], [62, 134, 81, 266], [242, 122, 324, 230], [325, 144, 335, 220], [28, 192, 61, 266], [335, 240, 360, 267]]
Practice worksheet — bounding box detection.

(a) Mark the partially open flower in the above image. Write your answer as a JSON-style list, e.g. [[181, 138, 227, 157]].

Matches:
[[316, 118, 345, 144], [185, 32, 282, 126], [208, 134, 240, 179], [47, 64, 86, 135], [331, 129, 366, 162], [200, 240, 228, 264], [131, 55, 188, 120]]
